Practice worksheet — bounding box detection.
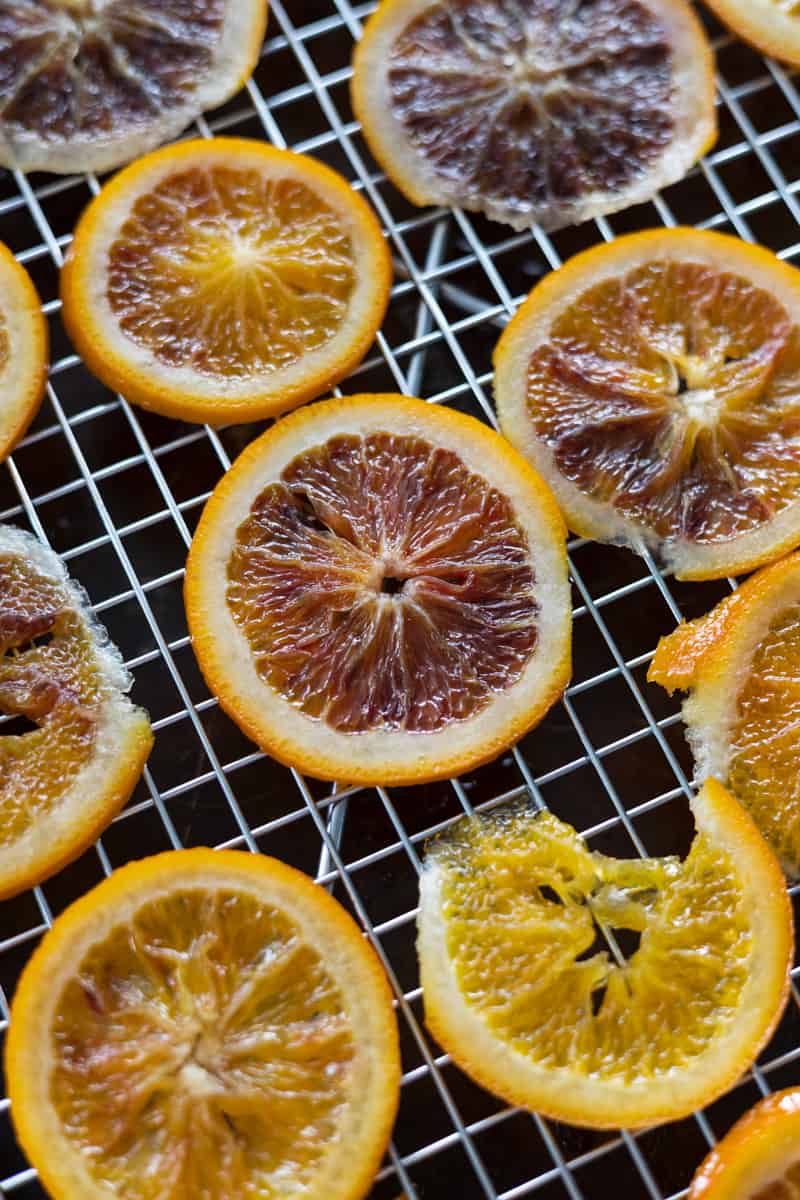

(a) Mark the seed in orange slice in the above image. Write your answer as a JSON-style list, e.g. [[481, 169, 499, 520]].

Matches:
[[650, 551, 800, 877], [496, 228, 800, 580], [5, 847, 401, 1200], [60, 138, 392, 425], [185, 393, 571, 786], [351, 0, 716, 233], [689, 1088, 800, 1199], [0, 524, 152, 899], [0, 1, 268, 175], [417, 780, 792, 1129], [701, 0, 800, 68], [0, 241, 47, 461]]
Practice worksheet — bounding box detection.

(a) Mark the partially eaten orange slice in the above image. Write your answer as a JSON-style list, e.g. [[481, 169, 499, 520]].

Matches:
[[352, 0, 716, 231], [417, 780, 792, 1129], [689, 1088, 800, 1198], [5, 848, 400, 1200], [185, 394, 571, 785], [0, 525, 152, 899], [61, 139, 391, 425], [496, 229, 800, 580], [0, 1, 268, 174]]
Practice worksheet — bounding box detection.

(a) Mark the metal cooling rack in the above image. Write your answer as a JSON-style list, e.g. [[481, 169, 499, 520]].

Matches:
[[2, 2, 800, 1197]]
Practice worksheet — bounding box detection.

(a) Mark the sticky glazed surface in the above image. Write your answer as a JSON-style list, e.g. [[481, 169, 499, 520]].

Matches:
[[387, 0, 675, 225], [526, 259, 800, 545], [106, 165, 356, 379], [226, 431, 539, 733]]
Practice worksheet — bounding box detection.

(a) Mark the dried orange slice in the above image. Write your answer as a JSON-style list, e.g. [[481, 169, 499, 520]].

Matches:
[[0, 241, 47, 462], [702, 0, 800, 68], [496, 228, 800, 580], [0, 2, 268, 175], [689, 1088, 800, 1199], [185, 394, 571, 785], [0, 525, 152, 899], [417, 780, 792, 1129], [650, 552, 800, 877], [61, 138, 391, 425], [5, 848, 401, 1200], [351, 0, 716, 232]]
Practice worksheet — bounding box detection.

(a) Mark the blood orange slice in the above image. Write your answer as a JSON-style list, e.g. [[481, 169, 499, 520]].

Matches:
[[0, 1, 268, 174], [496, 228, 800, 580], [351, 0, 716, 232], [185, 394, 571, 785]]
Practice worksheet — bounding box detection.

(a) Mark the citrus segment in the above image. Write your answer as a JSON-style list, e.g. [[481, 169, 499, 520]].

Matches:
[[186, 394, 571, 784], [0, 240, 47, 462], [701, 0, 800, 68], [650, 552, 800, 876], [61, 139, 391, 425], [0, 1, 268, 174], [5, 849, 400, 1200], [496, 229, 800, 579], [352, 0, 716, 231], [689, 1089, 800, 1199], [417, 780, 792, 1128], [0, 525, 152, 899]]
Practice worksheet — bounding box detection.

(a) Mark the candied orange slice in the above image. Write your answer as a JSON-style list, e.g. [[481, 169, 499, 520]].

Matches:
[[5, 848, 400, 1200], [0, 525, 152, 898], [496, 228, 800, 580], [351, 0, 716, 232], [0, 1, 268, 174], [0, 241, 47, 462], [689, 1088, 800, 1198], [417, 780, 792, 1129], [702, 0, 800, 68], [650, 551, 800, 877], [61, 139, 392, 425], [185, 394, 571, 785]]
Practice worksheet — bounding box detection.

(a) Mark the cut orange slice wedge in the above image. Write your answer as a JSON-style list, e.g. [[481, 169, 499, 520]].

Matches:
[[496, 228, 800, 580], [650, 551, 800, 877], [702, 0, 800, 68], [352, 0, 716, 232], [0, 241, 47, 462], [185, 394, 571, 785], [5, 848, 400, 1200], [0, 525, 152, 899], [0, 2, 268, 174], [61, 139, 392, 425], [689, 1088, 800, 1199], [417, 781, 792, 1129]]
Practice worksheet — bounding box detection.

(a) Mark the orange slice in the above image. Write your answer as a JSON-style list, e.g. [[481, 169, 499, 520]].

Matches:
[[496, 228, 800, 580], [185, 393, 571, 785], [351, 0, 716, 232], [0, 2, 268, 175], [61, 138, 392, 425], [417, 780, 792, 1129], [689, 1088, 800, 1199], [702, 0, 800, 68], [0, 524, 152, 899], [650, 551, 800, 877], [5, 848, 401, 1200], [0, 241, 47, 461]]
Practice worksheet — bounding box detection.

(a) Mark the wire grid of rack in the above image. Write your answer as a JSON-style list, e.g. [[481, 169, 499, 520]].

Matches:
[[1, 2, 800, 1198]]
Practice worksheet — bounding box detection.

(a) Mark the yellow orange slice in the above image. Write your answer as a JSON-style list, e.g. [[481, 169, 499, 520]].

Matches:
[[689, 1088, 800, 1199], [0, 524, 152, 899], [0, 241, 47, 461], [650, 551, 800, 876], [5, 848, 400, 1200], [352, 0, 716, 232], [417, 780, 792, 1128], [496, 228, 800, 580], [185, 394, 571, 785], [61, 139, 391, 425], [0, 1, 268, 174], [702, 0, 800, 68]]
